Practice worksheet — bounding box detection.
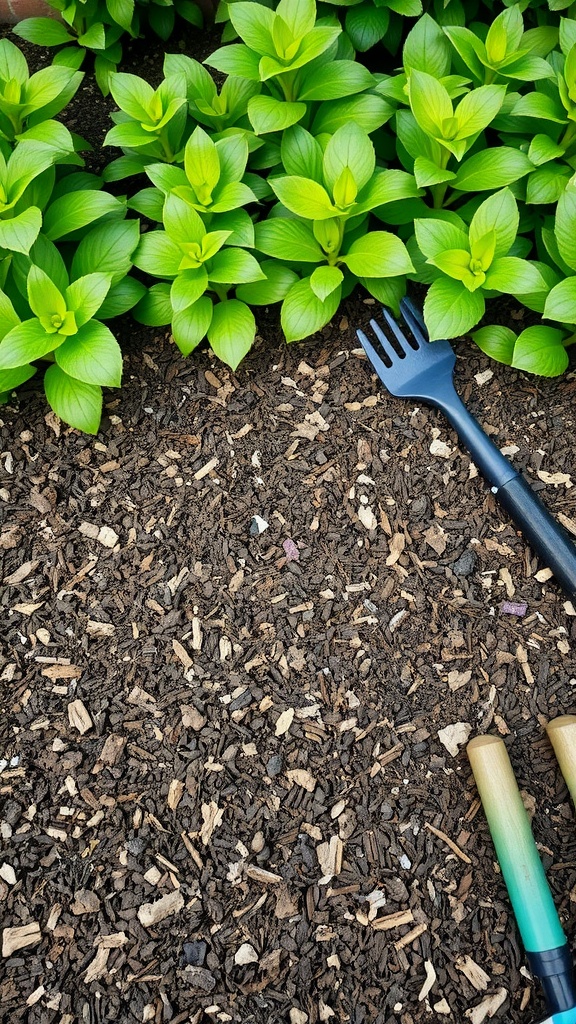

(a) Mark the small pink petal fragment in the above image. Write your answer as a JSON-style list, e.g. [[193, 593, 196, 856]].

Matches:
[[283, 539, 300, 561], [501, 601, 527, 617]]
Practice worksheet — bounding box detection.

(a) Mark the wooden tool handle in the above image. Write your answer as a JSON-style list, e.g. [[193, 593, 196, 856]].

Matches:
[[547, 716, 576, 808]]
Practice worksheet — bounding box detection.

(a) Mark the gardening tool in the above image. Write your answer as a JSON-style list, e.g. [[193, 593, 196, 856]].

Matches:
[[467, 734, 576, 1023], [356, 297, 576, 598], [547, 716, 576, 809]]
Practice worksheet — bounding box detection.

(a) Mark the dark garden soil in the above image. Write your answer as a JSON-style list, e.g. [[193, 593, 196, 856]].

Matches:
[[1, 20, 576, 1024]]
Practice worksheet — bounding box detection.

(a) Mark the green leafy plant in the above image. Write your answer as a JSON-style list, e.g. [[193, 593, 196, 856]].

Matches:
[[13, 0, 204, 95], [254, 121, 417, 338], [205, 0, 389, 138], [412, 188, 553, 339], [133, 192, 266, 367], [0, 38, 83, 141], [103, 70, 188, 176]]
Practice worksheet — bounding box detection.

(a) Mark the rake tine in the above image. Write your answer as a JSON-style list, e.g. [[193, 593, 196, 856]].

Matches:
[[379, 307, 408, 351], [400, 297, 428, 345], [357, 326, 391, 379]]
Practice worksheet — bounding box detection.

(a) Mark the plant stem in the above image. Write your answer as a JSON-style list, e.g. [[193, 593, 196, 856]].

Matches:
[[560, 121, 576, 152]]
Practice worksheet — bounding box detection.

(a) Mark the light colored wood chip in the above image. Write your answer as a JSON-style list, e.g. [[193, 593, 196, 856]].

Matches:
[[3, 922, 41, 956], [425, 822, 471, 864], [419, 960, 437, 1001], [194, 457, 219, 480], [316, 836, 343, 880], [245, 866, 283, 885], [385, 533, 405, 566], [465, 989, 507, 1024], [167, 779, 185, 811], [0, 863, 16, 885], [95, 734, 126, 769], [286, 768, 316, 792], [372, 909, 414, 931], [437, 722, 472, 757], [200, 801, 224, 846], [67, 699, 93, 735], [358, 505, 377, 531], [172, 639, 193, 670], [41, 664, 82, 680], [181, 705, 206, 730], [84, 947, 110, 983], [275, 708, 295, 737], [137, 889, 184, 928], [456, 955, 490, 991], [394, 922, 428, 950], [4, 560, 39, 585], [86, 620, 115, 637]]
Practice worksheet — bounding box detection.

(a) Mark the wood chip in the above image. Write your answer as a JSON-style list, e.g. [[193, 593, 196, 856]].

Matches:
[[275, 708, 295, 737], [371, 909, 414, 931], [385, 533, 405, 566], [194, 457, 218, 480], [84, 947, 110, 983], [71, 889, 101, 915], [425, 822, 472, 864], [437, 722, 472, 757], [67, 699, 93, 735], [419, 960, 437, 1001], [93, 734, 126, 771], [286, 768, 316, 792], [394, 922, 428, 950], [465, 988, 507, 1024], [172, 639, 193, 670], [2, 922, 41, 956], [245, 866, 283, 885], [167, 779, 185, 811], [316, 836, 343, 881], [137, 889, 184, 928], [200, 801, 224, 845], [181, 705, 206, 730], [455, 955, 491, 991], [4, 559, 39, 584]]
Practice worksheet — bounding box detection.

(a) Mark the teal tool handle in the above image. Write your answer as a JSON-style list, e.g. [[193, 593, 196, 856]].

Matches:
[[468, 735, 566, 953], [548, 1010, 576, 1023]]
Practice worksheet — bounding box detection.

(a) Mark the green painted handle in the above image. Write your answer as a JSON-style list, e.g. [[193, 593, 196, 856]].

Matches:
[[468, 735, 566, 954], [547, 717, 576, 808]]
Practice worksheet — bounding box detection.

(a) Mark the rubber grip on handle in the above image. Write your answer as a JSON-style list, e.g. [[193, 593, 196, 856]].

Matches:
[[467, 735, 566, 954], [547, 716, 576, 808], [494, 475, 576, 598]]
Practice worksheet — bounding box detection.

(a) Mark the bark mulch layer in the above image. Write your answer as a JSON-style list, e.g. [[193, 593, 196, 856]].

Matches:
[[1, 22, 576, 1024]]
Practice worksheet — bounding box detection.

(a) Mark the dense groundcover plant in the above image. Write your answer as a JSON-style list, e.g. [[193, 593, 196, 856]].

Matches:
[[4, 0, 576, 431], [0, 38, 142, 432]]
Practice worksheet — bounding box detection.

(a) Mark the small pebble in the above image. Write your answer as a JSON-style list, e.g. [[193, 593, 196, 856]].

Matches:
[[250, 515, 269, 535], [181, 940, 207, 967], [267, 755, 283, 777], [452, 550, 477, 577]]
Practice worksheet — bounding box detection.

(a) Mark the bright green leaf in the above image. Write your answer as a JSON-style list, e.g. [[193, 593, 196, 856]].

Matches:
[[207, 298, 255, 369], [55, 320, 122, 386], [43, 363, 102, 434]]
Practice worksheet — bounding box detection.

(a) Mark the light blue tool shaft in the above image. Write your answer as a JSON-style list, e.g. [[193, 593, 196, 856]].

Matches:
[[468, 735, 566, 953]]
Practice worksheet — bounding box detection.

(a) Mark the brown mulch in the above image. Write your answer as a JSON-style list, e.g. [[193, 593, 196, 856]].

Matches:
[[1, 20, 576, 1024]]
